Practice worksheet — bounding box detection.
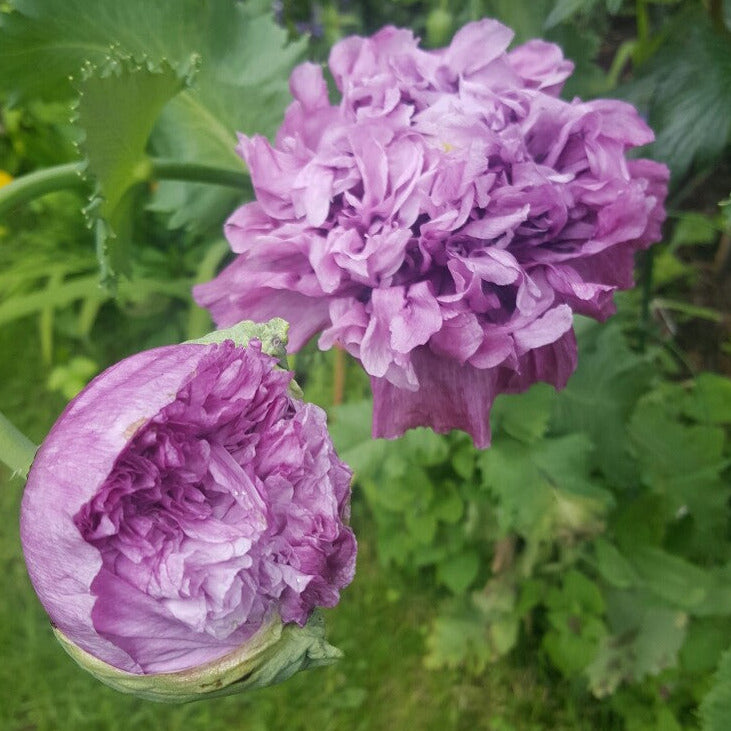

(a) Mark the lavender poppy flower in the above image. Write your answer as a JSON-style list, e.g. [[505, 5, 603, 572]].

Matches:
[[194, 19, 669, 447], [20, 320, 356, 701]]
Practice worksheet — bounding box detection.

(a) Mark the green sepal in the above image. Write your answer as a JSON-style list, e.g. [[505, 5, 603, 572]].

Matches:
[[187, 318, 289, 362], [187, 319, 303, 399], [52, 611, 340, 703]]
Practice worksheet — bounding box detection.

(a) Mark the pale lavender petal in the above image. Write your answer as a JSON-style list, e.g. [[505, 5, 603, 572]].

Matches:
[[507, 40, 573, 94]]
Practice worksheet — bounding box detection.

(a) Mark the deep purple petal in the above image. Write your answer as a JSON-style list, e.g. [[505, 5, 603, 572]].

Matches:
[[371, 347, 499, 448]]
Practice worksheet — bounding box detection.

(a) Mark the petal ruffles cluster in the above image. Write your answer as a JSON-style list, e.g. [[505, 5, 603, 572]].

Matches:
[[195, 19, 669, 447], [21, 339, 355, 674]]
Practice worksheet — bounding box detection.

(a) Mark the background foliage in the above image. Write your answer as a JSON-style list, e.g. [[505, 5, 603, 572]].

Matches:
[[1, 0, 729, 729]]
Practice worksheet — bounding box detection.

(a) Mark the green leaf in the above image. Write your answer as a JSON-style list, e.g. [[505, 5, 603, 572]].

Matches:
[[478, 438, 554, 533], [404, 508, 437, 544], [552, 321, 653, 487], [680, 619, 731, 675], [47, 356, 98, 400], [669, 212, 720, 251], [329, 401, 373, 455], [328, 400, 392, 487], [485, 0, 552, 43], [427, 576, 521, 670], [437, 551, 480, 594], [683, 373, 731, 426], [543, 611, 607, 676], [629, 547, 731, 617], [432, 485, 464, 524], [621, 7, 731, 181], [0, 410, 37, 478], [612, 492, 667, 553], [450, 437, 476, 479], [397, 427, 451, 467], [628, 400, 729, 558], [0, 0, 305, 232], [149, 1, 306, 232], [653, 298, 723, 324], [587, 590, 688, 697], [593, 538, 641, 590], [544, 0, 598, 29], [545, 22, 604, 98], [0, 0, 200, 100], [491, 382, 555, 444], [551, 569, 605, 613], [77, 56, 189, 281], [425, 608, 492, 673], [479, 432, 609, 538], [700, 648, 731, 731]]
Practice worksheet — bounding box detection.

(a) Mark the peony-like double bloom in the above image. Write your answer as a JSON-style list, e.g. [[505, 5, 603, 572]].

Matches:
[[195, 19, 669, 447], [20, 323, 356, 697]]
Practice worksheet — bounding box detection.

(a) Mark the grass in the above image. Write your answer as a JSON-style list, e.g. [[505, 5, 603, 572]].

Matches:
[[0, 321, 610, 731]]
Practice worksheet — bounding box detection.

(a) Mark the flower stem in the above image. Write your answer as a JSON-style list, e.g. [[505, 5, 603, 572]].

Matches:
[[638, 246, 654, 352], [332, 347, 346, 406], [151, 159, 250, 190], [0, 162, 86, 217], [0, 411, 37, 480], [0, 159, 250, 218]]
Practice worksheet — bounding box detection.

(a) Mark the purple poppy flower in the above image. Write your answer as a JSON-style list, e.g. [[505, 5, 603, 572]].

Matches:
[[20, 321, 356, 699], [194, 19, 669, 448]]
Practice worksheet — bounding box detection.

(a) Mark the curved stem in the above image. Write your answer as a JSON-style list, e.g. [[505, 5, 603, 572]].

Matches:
[[0, 411, 37, 480], [150, 159, 250, 190], [0, 159, 251, 219], [0, 162, 86, 218]]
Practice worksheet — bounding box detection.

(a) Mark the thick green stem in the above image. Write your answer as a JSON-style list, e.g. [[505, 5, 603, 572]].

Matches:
[[0, 159, 250, 218], [0, 162, 86, 217], [636, 0, 649, 45], [150, 159, 250, 190], [638, 247, 654, 352], [0, 411, 37, 480]]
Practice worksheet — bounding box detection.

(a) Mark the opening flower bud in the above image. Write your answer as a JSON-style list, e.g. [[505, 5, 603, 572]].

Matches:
[[20, 320, 356, 700]]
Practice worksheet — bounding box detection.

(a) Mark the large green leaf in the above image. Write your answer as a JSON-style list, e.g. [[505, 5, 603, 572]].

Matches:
[[620, 7, 731, 182], [0, 0, 305, 232], [630, 547, 731, 617], [0, 0, 202, 101], [628, 399, 730, 560], [478, 432, 610, 537], [148, 0, 306, 232], [551, 321, 653, 487], [77, 56, 189, 280]]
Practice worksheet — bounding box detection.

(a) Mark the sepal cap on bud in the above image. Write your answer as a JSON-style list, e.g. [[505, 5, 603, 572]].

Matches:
[[52, 612, 340, 703]]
